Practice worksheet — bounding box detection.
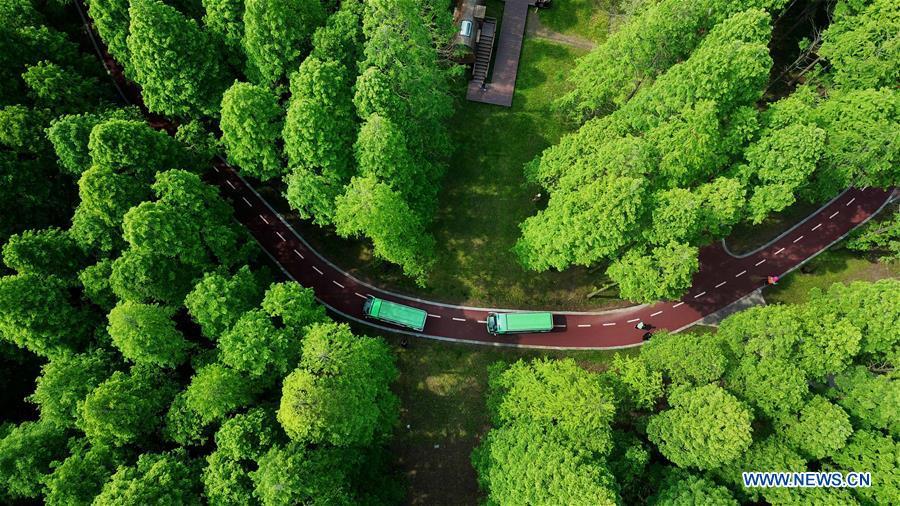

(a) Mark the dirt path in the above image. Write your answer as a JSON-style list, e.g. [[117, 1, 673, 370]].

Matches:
[[525, 10, 596, 50]]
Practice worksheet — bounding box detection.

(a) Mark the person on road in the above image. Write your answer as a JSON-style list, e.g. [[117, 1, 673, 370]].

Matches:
[[635, 321, 653, 330], [767, 275, 780, 285]]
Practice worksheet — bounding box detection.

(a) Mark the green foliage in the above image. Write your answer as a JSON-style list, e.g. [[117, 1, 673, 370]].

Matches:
[[219, 308, 301, 377], [607, 354, 664, 411], [831, 366, 899, 438], [216, 407, 282, 461], [93, 449, 202, 506], [251, 443, 358, 506], [278, 322, 398, 446], [647, 384, 753, 470], [490, 358, 616, 454], [779, 396, 852, 460], [714, 435, 806, 503], [472, 422, 620, 506], [29, 350, 114, 428], [0, 104, 51, 152], [185, 265, 268, 339], [86, 0, 133, 72], [0, 420, 68, 499], [309, 4, 363, 72], [46, 108, 140, 176], [43, 441, 124, 506], [818, 0, 899, 90], [220, 81, 284, 180], [650, 469, 738, 506], [260, 281, 327, 328], [202, 0, 245, 67], [561, 0, 787, 118], [831, 430, 899, 504], [726, 356, 808, 419], [22, 60, 104, 113], [185, 363, 258, 424], [241, 0, 325, 86], [847, 207, 900, 262], [283, 57, 356, 224], [0, 272, 94, 357], [79, 259, 116, 309], [608, 242, 699, 303], [2, 227, 86, 278], [127, 0, 230, 117], [77, 367, 178, 446], [107, 300, 191, 367], [334, 175, 436, 284], [641, 331, 728, 386]]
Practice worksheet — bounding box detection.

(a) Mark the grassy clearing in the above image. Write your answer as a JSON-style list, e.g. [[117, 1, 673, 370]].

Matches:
[[384, 335, 632, 505], [536, 0, 626, 43], [764, 248, 899, 305]]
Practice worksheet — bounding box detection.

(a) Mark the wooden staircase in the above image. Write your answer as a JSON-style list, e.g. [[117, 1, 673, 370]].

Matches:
[[472, 17, 497, 85]]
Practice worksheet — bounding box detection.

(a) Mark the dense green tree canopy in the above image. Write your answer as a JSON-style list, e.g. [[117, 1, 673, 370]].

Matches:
[[29, 350, 114, 428], [2, 227, 86, 278], [93, 449, 202, 506], [185, 265, 268, 339], [220, 81, 284, 180], [0, 420, 68, 500], [107, 300, 191, 367], [241, 0, 325, 86], [43, 441, 124, 506], [127, 0, 230, 117]]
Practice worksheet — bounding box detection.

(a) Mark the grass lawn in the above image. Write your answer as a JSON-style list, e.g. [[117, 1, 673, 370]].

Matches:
[[764, 248, 900, 305], [385, 335, 632, 505], [536, 0, 627, 43]]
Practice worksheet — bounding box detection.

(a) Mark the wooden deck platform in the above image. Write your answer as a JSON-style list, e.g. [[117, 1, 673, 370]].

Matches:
[[466, 0, 535, 107]]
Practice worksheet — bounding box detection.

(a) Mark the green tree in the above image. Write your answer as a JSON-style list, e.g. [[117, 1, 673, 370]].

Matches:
[[29, 350, 114, 428], [847, 208, 900, 262], [283, 57, 356, 224], [830, 366, 899, 438], [22, 60, 105, 113], [310, 4, 363, 71], [251, 443, 357, 506], [0, 420, 68, 500], [780, 396, 853, 460], [127, 0, 230, 116], [85, 0, 133, 72], [334, 175, 436, 284], [77, 367, 178, 446], [714, 435, 806, 503], [93, 449, 202, 506], [185, 266, 267, 339], [277, 322, 398, 446], [608, 242, 699, 303], [202, 0, 245, 67], [818, 0, 899, 89], [241, 0, 325, 86], [79, 258, 117, 310], [260, 281, 327, 328], [0, 273, 94, 357], [726, 356, 808, 419], [43, 441, 124, 506], [607, 354, 664, 411], [2, 227, 86, 278], [220, 81, 284, 180], [107, 300, 191, 367], [219, 309, 301, 378], [472, 422, 620, 506], [650, 469, 738, 506], [184, 363, 258, 424], [490, 358, 616, 454], [831, 430, 899, 504], [641, 331, 728, 386], [647, 384, 752, 470]]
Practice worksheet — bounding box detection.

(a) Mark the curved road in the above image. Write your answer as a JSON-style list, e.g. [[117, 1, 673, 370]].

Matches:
[[77, 2, 895, 349]]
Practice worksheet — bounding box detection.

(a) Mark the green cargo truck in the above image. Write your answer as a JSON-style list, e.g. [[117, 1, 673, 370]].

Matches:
[[363, 296, 428, 331], [486, 312, 554, 335]]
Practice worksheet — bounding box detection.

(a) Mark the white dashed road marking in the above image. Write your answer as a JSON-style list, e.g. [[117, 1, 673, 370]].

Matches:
[[276, 232, 286, 242], [811, 223, 822, 231], [694, 291, 707, 299], [627, 318, 640, 323], [755, 259, 767, 266], [554, 324, 567, 328], [477, 320, 487, 324], [259, 215, 269, 224], [354, 292, 367, 299], [226, 181, 235, 189], [735, 270, 746, 278], [293, 249, 304, 259], [213, 166, 220, 173], [829, 211, 839, 219], [242, 197, 252, 207], [846, 197, 856, 206], [312, 266, 323, 275], [650, 310, 663, 317], [672, 302, 684, 308], [793, 235, 804, 243], [577, 324, 591, 328], [428, 314, 442, 318], [602, 322, 616, 326], [332, 280, 344, 289], [774, 247, 786, 255], [715, 281, 727, 288], [452, 317, 466, 322]]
